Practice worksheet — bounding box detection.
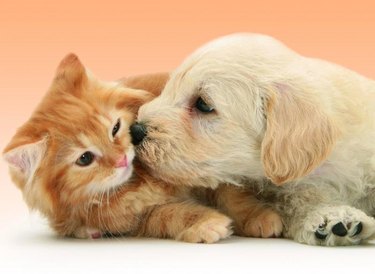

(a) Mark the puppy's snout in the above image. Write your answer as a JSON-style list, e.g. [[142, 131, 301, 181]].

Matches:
[[130, 122, 147, 145]]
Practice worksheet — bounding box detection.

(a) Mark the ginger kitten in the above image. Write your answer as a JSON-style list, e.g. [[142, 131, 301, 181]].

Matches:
[[3, 54, 282, 242]]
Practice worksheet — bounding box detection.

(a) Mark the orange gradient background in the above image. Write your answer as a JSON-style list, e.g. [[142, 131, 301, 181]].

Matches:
[[1, 0, 375, 221]]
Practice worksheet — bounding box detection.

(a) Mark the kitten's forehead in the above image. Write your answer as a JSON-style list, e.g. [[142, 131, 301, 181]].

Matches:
[[97, 115, 111, 128], [78, 134, 97, 149], [96, 109, 123, 124], [95, 109, 129, 134], [75, 108, 129, 146]]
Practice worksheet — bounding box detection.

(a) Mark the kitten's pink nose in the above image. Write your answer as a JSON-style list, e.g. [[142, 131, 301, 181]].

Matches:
[[115, 155, 128, 168]]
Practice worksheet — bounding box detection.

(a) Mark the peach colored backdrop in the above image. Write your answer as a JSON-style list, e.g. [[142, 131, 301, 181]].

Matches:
[[1, 0, 374, 220]]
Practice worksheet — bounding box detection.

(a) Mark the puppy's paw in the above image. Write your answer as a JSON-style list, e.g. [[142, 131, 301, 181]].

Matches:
[[73, 226, 102, 239], [242, 209, 283, 238], [176, 214, 233, 244], [296, 205, 375, 246]]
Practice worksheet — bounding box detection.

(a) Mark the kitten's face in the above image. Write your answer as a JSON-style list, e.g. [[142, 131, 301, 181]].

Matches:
[[56, 101, 136, 200], [3, 54, 153, 215]]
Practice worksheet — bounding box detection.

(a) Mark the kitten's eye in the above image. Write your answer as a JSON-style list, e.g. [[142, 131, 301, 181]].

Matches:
[[195, 97, 214, 113], [112, 119, 121, 137], [76, 151, 95, 166]]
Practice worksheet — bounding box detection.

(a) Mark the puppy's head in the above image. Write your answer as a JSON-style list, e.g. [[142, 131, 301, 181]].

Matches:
[[133, 34, 339, 186]]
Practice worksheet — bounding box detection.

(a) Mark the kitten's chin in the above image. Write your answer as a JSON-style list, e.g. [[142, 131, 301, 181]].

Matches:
[[107, 164, 135, 192], [119, 164, 134, 186], [85, 164, 134, 195]]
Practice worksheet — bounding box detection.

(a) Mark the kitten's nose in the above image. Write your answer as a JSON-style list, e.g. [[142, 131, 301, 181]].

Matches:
[[130, 122, 147, 145], [115, 155, 128, 168]]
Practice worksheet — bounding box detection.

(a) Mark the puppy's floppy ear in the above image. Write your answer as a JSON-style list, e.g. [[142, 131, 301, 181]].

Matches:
[[261, 83, 339, 185], [120, 72, 170, 97]]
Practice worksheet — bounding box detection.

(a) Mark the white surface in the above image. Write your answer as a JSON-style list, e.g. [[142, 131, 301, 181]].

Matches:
[[1, 213, 375, 274], [0, 162, 374, 274]]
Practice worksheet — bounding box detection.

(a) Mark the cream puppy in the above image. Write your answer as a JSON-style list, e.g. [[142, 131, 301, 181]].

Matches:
[[131, 33, 375, 246]]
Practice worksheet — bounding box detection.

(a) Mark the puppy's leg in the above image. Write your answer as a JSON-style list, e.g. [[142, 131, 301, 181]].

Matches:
[[276, 184, 375, 246], [137, 201, 233, 243], [290, 204, 375, 246], [214, 185, 283, 238]]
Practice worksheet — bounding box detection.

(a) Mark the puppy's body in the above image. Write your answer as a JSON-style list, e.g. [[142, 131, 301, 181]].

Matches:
[[136, 34, 375, 245]]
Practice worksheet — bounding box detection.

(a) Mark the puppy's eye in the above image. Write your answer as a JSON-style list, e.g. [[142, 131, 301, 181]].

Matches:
[[112, 119, 121, 137], [195, 97, 214, 113], [76, 151, 95, 166]]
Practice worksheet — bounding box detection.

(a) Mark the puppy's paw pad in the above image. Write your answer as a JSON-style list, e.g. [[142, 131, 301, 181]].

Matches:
[[352, 222, 363, 236], [315, 220, 364, 239], [177, 215, 233, 244], [301, 206, 375, 246], [243, 210, 283, 238], [331, 222, 348, 236]]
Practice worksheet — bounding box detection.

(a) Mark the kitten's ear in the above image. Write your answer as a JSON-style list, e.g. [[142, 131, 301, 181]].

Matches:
[[116, 88, 156, 114], [116, 72, 169, 113], [3, 137, 47, 187], [53, 53, 88, 97], [120, 72, 169, 97]]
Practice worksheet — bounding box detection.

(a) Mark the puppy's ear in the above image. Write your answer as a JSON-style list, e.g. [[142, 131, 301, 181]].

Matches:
[[261, 83, 338, 185], [120, 72, 169, 97]]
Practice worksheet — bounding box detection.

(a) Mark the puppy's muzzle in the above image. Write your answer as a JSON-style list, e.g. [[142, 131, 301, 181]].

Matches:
[[130, 122, 147, 145]]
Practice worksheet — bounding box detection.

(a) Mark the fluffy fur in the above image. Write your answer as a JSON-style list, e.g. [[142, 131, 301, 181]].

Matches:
[[3, 54, 282, 242], [135, 33, 375, 246]]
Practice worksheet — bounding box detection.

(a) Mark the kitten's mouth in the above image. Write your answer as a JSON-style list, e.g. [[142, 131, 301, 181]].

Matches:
[[106, 164, 134, 196], [116, 149, 135, 184], [85, 149, 136, 196]]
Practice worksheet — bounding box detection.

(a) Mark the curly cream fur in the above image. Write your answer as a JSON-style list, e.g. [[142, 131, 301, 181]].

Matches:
[[136, 33, 375, 246]]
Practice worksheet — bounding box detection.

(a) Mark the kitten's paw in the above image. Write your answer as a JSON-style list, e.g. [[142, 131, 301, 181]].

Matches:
[[176, 214, 233, 244], [242, 209, 283, 238], [73, 226, 102, 239], [296, 205, 375, 246]]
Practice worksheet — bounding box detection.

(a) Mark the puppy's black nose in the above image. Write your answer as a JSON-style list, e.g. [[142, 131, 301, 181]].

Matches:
[[130, 122, 147, 145]]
